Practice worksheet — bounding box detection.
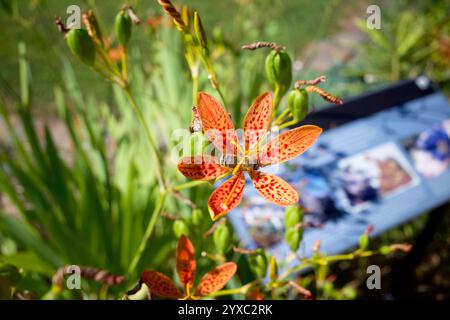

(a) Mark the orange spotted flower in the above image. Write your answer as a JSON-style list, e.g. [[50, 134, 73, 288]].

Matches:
[[140, 235, 237, 299], [178, 92, 322, 221]]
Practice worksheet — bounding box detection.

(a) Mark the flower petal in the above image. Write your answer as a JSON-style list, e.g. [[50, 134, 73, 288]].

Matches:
[[141, 270, 182, 299], [176, 235, 196, 290], [195, 262, 237, 296], [197, 92, 238, 155], [257, 125, 322, 165], [178, 156, 229, 180], [207, 173, 245, 221], [243, 92, 272, 151], [250, 171, 299, 206]]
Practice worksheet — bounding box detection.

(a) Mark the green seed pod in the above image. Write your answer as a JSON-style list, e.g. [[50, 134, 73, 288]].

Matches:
[[358, 233, 369, 251], [194, 11, 207, 49], [191, 209, 203, 226], [213, 222, 232, 254], [269, 256, 278, 282], [173, 220, 190, 238], [115, 11, 132, 47], [248, 251, 267, 278], [287, 89, 309, 122], [265, 49, 292, 96], [379, 246, 391, 255], [285, 227, 303, 252], [284, 205, 304, 229], [66, 28, 96, 66]]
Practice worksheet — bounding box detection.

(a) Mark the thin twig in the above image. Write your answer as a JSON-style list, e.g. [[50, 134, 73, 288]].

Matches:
[[203, 218, 225, 237]]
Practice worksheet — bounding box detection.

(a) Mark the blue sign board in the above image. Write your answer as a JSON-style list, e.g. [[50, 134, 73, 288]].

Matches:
[[229, 78, 450, 260]]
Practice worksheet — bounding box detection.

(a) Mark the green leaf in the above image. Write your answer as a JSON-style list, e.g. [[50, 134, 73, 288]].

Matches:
[[0, 252, 54, 276], [0, 213, 62, 269]]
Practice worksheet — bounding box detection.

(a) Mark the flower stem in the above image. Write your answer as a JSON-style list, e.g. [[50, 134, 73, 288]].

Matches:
[[279, 119, 297, 130], [128, 191, 168, 275], [273, 108, 291, 126], [121, 48, 128, 81], [271, 84, 281, 119], [207, 286, 246, 297], [173, 180, 208, 191], [124, 87, 166, 191]]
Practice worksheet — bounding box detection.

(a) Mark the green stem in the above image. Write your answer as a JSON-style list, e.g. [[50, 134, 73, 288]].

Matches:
[[121, 48, 128, 81], [173, 180, 208, 191], [273, 108, 291, 126], [128, 191, 167, 275], [271, 84, 281, 119], [207, 285, 247, 297], [195, 47, 228, 112], [192, 71, 199, 106], [279, 119, 297, 130], [124, 88, 166, 191]]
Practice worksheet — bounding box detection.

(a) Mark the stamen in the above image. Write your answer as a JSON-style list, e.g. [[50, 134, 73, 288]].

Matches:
[[231, 140, 245, 155]]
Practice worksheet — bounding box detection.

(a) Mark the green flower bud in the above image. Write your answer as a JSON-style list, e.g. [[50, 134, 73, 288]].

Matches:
[[265, 49, 292, 96], [191, 209, 203, 226], [173, 220, 190, 238], [248, 252, 267, 278], [285, 227, 303, 252], [66, 28, 96, 66], [115, 11, 132, 47], [284, 205, 304, 229], [213, 223, 232, 254], [380, 245, 391, 255], [287, 89, 309, 122], [269, 256, 278, 282], [358, 233, 369, 251], [194, 11, 207, 49]]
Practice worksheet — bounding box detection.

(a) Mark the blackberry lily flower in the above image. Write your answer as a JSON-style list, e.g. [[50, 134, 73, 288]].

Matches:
[[141, 236, 237, 299], [178, 92, 322, 221]]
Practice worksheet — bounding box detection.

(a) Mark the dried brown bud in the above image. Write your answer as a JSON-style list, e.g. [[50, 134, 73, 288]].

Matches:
[[389, 243, 413, 253], [52, 265, 125, 287], [306, 85, 343, 105], [295, 76, 326, 88], [55, 16, 69, 34], [158, 0, 187, 32], [242, 41, 284, 52], [289, 281, 313, 299], [82, 10, 104, 46]]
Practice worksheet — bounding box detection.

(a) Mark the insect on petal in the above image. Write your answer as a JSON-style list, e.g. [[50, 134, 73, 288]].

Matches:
[[195, 262, 237, 296], [141, 270, 182, 299], [178, 156, 229, 181], [258, 125, 322, 165], [176, 235, 196, 290], [208, 173, 245, 221], [243, 92, 273, 152], [250, 171, 299, 206], [197, 92, 238, 156]]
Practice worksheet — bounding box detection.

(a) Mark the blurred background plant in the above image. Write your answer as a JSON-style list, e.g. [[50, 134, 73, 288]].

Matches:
[[0, 0, 448, 300]]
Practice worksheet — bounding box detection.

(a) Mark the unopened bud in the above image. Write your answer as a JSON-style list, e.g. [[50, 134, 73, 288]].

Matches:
[[287, 89, 309, 122], [194, 11, 207, 49], [173, 220, 190, 238], [66, 28, 96, 66], [115, 10, 132, 47], [213, 222, 232, 254], [265, 49, 292, 97]]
